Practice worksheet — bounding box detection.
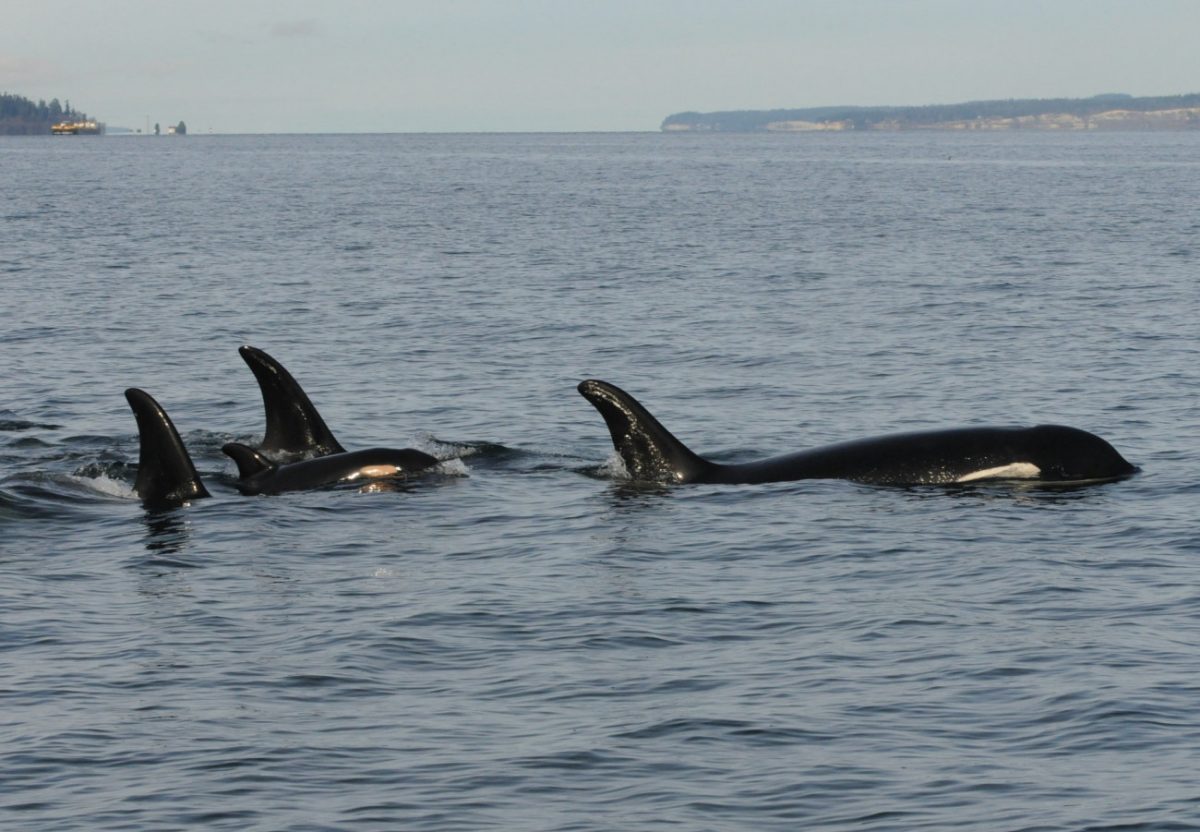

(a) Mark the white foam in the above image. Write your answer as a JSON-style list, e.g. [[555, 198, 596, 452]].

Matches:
[[417, 434, 476, 460], [599, 453, 630, 480], [69, 473, 136, 500], [955, 462, 1041, 483], [435, 458, 470, 477]]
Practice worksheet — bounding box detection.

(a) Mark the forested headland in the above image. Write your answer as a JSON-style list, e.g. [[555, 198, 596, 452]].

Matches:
[[1, 93, 92, 135], [662, 93, 1200, 132]]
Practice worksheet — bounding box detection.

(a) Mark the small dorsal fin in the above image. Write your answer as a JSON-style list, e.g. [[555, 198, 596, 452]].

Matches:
[[238, 345, 345, 458], [221, 442, 278, 480], [124, 388, 211, 508], [577, 380, 713, 483]]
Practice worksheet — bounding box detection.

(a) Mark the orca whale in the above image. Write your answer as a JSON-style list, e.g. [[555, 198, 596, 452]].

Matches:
[[124, 346, 442, 505], [578, 380, 1137, 486], [124, 388, 211, 508], [238, 345, 345, 460], [222, 442, 439, 496]]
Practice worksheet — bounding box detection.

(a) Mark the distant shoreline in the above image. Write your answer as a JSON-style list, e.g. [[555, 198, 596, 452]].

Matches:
[[662, 93, 1200, 132]]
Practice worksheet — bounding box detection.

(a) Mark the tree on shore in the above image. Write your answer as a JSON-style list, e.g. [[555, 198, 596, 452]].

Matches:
[[0, 92, 89, 134]]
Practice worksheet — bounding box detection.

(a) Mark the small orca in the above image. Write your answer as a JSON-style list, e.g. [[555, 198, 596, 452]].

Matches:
[[124, 388, 211, 508], [222, 442, 439, 496], [578, 380, 1137, 486], [238, 345, 345, 460]]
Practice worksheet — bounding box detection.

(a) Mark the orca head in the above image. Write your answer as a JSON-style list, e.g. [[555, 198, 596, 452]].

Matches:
[[1026, 424, 1137, 482], [344, 448, 440, 479]]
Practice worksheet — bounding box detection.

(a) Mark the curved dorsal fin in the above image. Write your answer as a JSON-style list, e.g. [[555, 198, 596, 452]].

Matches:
[[221, 442, 278, 480], [577, 380, 713, 483], [238, 346, 345, 458], [124, 388, 211, 508]]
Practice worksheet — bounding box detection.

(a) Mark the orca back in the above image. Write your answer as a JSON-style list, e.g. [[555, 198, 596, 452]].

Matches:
[[222, 443, 439, 495]]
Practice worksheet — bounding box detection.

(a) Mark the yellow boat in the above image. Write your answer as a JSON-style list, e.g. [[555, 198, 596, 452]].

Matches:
[[51, 120, 102, 135]]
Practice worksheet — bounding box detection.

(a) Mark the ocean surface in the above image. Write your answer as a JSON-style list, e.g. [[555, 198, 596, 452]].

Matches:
[[2, 131, 1199, 831]]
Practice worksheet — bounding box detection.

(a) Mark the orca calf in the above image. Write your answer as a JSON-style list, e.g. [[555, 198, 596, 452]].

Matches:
[[578, 380, 1137, 486], [124, 388, 211, 508], [222, 442, 438, 496], [238, 345, 345, 460]]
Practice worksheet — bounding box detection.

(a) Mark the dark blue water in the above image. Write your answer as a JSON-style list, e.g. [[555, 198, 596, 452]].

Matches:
[[2, 132, 1199, 831]]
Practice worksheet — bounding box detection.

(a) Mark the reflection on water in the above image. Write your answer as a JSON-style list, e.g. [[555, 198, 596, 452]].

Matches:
[[355, 478, 420, 495], [141, 507, 193, 558], [604, 480, 675, 506]]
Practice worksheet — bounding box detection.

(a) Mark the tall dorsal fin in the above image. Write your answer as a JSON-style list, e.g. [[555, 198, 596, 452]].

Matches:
[[238, 346, 345, 458], [124, 388, 211, 508], [577, 380, 714, 483], [221, 442, 278, 480]]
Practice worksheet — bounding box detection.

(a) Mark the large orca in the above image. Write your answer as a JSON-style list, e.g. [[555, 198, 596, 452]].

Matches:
[[238, 345, 345, 459], [124, 388, 211, 508], [222, 442, 438, 496], [578, 380, 1137, 486]]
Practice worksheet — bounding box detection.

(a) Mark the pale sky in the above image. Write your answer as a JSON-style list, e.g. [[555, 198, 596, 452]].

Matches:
[[4, 0, 1199, 133]]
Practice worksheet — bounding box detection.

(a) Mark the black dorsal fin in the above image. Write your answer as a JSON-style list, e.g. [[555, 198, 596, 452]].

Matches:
[[238, 345, 345, 458], [221, 442, 278, 480], [124, 388, 211, 508], [577, 380, 714, 484]]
